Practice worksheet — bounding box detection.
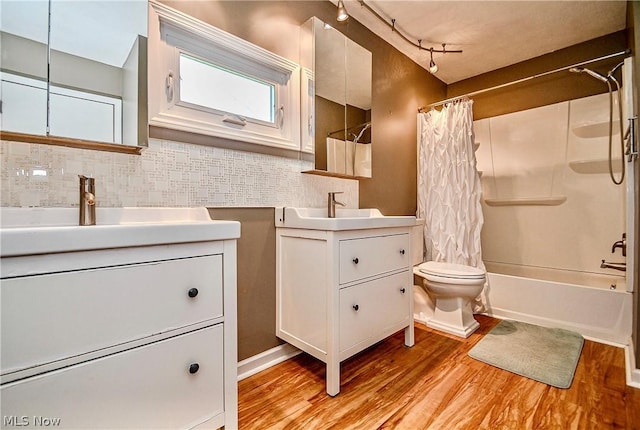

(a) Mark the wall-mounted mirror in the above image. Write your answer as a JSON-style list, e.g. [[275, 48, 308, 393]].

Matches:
[[0, 0, 148, 153], [300, 17, 372, 178]]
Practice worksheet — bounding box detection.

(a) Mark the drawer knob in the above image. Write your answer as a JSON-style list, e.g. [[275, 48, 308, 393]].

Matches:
[[352, 304, 359, 311], [400, 287, 406, 294], [189, 363, 200, 374], [352, 258, 359, 264], [188, 288, 199, 298], [400, 249, 405, 255]]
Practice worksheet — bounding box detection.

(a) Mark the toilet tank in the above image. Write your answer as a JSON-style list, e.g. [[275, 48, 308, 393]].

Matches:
[[411, 220, 424, 266]]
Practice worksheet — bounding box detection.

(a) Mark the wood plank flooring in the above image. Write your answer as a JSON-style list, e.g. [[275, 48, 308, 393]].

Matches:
[[238, 316, 640, 429]]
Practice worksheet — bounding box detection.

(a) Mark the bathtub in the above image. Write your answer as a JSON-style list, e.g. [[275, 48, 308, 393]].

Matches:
[[482, 263, 632, 345]]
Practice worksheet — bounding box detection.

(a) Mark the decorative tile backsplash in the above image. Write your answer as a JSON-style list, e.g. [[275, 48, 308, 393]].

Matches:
[[0, 139, 358, 209]]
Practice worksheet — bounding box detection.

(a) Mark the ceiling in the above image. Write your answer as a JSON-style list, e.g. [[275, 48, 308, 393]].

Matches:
[[339, 0, 627, 84]]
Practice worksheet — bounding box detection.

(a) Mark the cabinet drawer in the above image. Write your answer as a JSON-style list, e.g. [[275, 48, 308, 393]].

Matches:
[[1, 324, 224, 429], [1, 255, 222, 376], [339, 271, 411, 354], [339, 234, 410, 284]]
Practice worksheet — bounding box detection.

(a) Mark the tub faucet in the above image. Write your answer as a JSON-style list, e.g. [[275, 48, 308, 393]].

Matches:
[[611, 233, 626, 257], [328, 192, 345, 218], [79, 175, 96, 226], [600, 259, 626, 272]]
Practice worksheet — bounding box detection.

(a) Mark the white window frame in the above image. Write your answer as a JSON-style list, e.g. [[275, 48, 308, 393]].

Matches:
[[148, 1, 301, 152]]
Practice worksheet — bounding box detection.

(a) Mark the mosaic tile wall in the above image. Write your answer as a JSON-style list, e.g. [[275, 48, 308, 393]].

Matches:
[[0, 139, 358, 209]]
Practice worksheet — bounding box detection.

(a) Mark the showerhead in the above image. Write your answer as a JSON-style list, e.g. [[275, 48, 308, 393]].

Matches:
[[569, 67, 610, 84]]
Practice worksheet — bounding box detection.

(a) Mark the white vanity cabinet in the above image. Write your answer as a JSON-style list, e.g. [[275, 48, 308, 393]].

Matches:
[[0, 218, 240, 430], [276, 226, 414, 396]]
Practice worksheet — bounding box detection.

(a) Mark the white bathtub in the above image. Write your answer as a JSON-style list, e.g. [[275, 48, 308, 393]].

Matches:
[[483, 263, 632, 345]]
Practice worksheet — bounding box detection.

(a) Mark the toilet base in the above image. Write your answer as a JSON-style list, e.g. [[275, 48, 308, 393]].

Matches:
[[427, 317, 479, 338], [426, 296, 480, 338]]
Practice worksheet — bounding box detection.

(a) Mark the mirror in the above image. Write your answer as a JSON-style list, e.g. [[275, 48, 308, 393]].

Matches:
[[301, 17, 372, 178], [0, 0, 148, 152]]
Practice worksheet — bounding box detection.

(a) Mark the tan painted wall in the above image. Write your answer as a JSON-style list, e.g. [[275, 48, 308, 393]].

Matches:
[[208, 208, 280, 361], [448, 31, 628, 120]]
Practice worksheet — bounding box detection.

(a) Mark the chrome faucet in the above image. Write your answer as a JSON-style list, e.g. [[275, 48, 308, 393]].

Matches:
[[328, 192, 345, 218], [79, 175, 96, 226], [611, 233, 626, 257]]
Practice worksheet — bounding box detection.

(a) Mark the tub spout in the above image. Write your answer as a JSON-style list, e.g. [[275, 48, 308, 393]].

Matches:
[[611, 233, 626, 256], [600, 259, 626, 272]]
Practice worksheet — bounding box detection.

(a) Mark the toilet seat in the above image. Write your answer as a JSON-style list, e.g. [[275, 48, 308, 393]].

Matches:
[[418, 261, 485, 280]]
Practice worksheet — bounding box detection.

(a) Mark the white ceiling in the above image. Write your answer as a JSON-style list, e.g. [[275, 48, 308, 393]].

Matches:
[[340, 0, 627, 84]]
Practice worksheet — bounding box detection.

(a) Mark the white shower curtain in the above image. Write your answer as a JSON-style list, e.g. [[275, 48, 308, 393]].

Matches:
[[417, 99, 486, 307]]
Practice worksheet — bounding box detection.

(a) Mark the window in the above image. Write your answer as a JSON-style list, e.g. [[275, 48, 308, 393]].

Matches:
[[179, 53, 275, 124], [148, 1, 301, 152]]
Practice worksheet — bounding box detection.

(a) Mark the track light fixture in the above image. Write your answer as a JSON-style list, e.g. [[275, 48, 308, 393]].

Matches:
[[337, 0, 349, 22], [355, 0, 462, 73], [429, 48, 438, 74]]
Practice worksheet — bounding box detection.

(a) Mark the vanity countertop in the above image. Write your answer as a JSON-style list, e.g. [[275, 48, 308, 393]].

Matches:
[[0, 207, 241, 257]]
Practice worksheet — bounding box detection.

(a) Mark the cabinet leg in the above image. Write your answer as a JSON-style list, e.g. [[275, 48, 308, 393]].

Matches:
[[326, 361, 340, 396], [404, 324, 415, 347]]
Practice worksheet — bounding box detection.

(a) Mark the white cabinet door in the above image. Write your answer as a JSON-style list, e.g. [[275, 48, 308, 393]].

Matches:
[[50, 89, 122, 143], [1, 255, 223, 376], [339, 271, 411, 355], [0, 76, 47, 135], [339, 234, 410, 284], [1, 325, 225, 430]]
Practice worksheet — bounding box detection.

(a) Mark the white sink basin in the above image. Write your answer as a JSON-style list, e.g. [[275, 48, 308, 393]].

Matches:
[[275, 207, 416, 231], [0, 207, 241, 257]]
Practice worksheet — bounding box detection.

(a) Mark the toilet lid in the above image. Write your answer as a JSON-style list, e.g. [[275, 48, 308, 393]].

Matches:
[[418, 261, 486, 279]]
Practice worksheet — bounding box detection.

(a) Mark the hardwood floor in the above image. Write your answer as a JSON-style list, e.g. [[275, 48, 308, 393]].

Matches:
[[238, 316, 640, 429]]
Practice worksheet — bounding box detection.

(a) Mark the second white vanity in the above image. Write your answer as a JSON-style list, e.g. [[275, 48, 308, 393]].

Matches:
[[275, 207, 416, 396]]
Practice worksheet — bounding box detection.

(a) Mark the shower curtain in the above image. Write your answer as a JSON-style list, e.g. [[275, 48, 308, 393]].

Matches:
[[417, 99, 486, 308]]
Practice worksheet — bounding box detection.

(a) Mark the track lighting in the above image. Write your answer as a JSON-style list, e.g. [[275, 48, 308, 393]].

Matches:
[[337, 0, 349, 22], [429, 48, 438, 74], [356, 0, 462, 73]]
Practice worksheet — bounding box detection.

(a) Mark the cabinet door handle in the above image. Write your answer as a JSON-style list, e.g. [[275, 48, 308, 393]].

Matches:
[[189, 363, 200, 374], [400, 288, 406, 294], [352, 304, 359, 311], [400, 249, 405, 255], [188, 288, 199, 298], [352, 258, 359, 264]]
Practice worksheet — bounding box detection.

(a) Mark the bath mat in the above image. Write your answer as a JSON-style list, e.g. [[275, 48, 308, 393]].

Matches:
[[468, 320, 584, 389]]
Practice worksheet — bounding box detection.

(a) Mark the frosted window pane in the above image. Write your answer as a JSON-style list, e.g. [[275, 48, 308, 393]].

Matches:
[[179, 54, 275, 123]]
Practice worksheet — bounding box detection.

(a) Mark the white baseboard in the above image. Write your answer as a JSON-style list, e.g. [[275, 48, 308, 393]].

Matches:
[[624, 338, 640, 389], [237, 343, 301, 381]]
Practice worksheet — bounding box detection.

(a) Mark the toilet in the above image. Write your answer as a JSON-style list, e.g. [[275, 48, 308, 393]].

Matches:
[[413, 261, 485, 338], [411, 222, 486, 338]]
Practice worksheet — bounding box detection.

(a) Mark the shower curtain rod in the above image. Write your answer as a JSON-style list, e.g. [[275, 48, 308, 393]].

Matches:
[[418, 49, 631, 112], [327, 121, 371, 137]]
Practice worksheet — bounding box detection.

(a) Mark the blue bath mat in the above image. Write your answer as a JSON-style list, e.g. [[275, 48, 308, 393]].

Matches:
[[468, 320, 584, 389]]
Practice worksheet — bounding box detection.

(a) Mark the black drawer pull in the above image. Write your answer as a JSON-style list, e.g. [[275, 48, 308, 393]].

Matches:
[[188, 288, 199, 298], [400, 249, 405, 255], [352, 258, 359, 264], [352, 304, 359, 311], [400, 288, 406, 294], [189, 363, 200, 374]]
